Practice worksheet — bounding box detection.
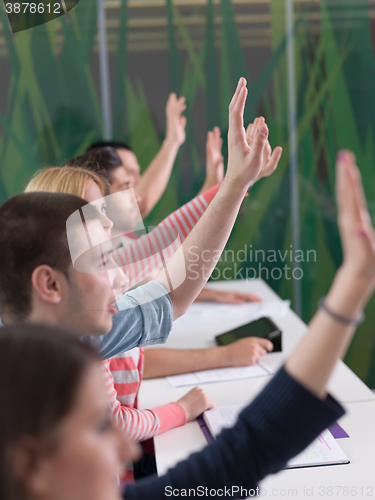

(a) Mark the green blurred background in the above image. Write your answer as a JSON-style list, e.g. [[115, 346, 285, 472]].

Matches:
[[1, 0, 375, 386]]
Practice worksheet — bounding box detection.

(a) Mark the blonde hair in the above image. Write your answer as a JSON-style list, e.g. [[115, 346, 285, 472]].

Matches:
[[25, 166, 110, 198]]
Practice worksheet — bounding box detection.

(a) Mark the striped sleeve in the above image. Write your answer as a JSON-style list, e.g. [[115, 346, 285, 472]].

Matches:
[[101, 350, 186, 442], [113, 183, 221, 290]]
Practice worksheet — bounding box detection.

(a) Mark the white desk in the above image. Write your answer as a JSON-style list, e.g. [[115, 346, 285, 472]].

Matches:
[[138, 279, 375, 498]]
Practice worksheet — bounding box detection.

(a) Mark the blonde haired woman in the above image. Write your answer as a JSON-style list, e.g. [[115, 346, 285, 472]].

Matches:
[[25, 166, 113, 236]]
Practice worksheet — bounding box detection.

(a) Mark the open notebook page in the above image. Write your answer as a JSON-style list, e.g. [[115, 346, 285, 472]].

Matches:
[[203, 406, 349, 469]]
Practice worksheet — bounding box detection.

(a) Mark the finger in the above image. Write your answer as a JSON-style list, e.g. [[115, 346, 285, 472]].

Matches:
[[214, 126, 221, 139], [350, 163, 370, 216], [256, 338, 274, 351], [206, 398, 216, 409], [246, 124, 252, 145], [229, 77, 247, 111], [206, 130, 213, 149], [180, 116, 187, 129], [347, 165, 370, 232], [176, 103, 187, 114], [166, 93, 176, 108], [249, 122, 268, 166], [228, 85, 248, 145], [232, 292, 261, 302], [240, 292, 262, 302], [257, 346, 268, 358], [336, 150, 356, 218], [260, 146, 282, 179], [263, 141, 272, 164], [250, 117, 259, 144]]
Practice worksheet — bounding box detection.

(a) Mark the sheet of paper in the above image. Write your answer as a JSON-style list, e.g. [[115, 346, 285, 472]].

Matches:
[[167, 363, 273, 388], [286, 429, 349, 468], [173, 300, 290, 326], [203, 405, 245, 437]]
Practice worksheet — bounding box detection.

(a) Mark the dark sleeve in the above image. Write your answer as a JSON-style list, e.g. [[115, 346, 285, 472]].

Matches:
[[124, 367, 345, 500]]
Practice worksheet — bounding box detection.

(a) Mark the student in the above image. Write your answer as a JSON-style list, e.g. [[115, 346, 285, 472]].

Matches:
[[90, 92, 187, 218], [88, 125, 225, 217], [2, 148, 374, 499], [24, 164, 274, 468]]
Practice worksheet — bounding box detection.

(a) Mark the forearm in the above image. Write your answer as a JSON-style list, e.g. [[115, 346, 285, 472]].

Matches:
[[136, 139, 180, 217], [156, 177, 247, 320], [143, 346, 231, 379], [285, 266, 375, 398]]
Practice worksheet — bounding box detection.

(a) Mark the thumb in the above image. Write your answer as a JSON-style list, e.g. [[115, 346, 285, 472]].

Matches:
[[180, 116, 187, 129], [257, 337, 274, 352]]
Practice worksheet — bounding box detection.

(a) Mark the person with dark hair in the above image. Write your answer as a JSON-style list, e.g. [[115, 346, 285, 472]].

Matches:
[[90, 93, 187, 218], [87, 126, 225, 219], [3, 148, 375, 499], [0, 323, 139, 500]]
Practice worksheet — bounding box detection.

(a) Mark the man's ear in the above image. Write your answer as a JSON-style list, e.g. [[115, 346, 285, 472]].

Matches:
[[12, 436, 51, 497], [31, 265, 65, 305]]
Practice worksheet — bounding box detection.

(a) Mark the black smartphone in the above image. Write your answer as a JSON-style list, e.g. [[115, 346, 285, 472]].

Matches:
[[215, 317, 282, 352]]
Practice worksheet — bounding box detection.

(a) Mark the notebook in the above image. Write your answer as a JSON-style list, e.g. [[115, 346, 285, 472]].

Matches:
[[202, 405, 350, 469]]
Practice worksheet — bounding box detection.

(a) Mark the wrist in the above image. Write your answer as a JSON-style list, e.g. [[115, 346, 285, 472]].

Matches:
[[337, 265, 375, 292], [325, 266, 374, 318], [221, 175, 250, 199], [210, 345, 233, 368], [163, 137, 180, 151]]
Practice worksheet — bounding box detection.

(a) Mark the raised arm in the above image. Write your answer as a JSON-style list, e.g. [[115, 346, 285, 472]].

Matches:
[[125, 150, 375, 500], [285, 150, 375, 397], [136, 93, 187, 217], [156, 78, 283, 320]]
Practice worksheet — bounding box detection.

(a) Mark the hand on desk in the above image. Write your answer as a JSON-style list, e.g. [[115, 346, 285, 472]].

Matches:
[[176, 387, 216, 422], [196, 288, 262, 304], [222, 337, 274, 367]]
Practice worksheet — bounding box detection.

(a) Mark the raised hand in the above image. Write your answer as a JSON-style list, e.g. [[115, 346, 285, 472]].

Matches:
[[246, 116, 281, 182], [336, 151, 375, 280], [165, 93, 187, 147], [206, 126, 225, 185], [226, 78, 282, 192]]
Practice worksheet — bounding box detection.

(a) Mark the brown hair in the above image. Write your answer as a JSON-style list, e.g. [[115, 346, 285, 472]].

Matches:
[[25, 166, 110, 197], [65, 147, 123, 184], [0, 324, 99, 500], [0, 192, 97, 321]]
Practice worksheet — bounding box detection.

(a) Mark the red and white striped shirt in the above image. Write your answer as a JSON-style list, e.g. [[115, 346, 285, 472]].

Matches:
[[102, 348, 186, 440]]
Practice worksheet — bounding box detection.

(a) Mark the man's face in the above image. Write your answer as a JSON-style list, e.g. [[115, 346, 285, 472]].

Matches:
[[115, 149, 141, 188], [62, 218, 128, 336], [105, 190, 142, 235]]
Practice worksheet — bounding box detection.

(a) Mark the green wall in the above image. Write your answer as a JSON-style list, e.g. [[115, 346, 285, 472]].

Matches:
[[1, 0, 375, 386]]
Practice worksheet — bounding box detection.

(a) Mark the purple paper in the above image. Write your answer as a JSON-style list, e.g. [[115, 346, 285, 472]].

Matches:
[[329, 422, 349, 439], [197, 416, 213, 444]]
